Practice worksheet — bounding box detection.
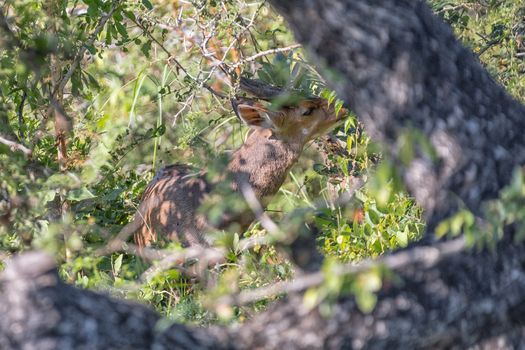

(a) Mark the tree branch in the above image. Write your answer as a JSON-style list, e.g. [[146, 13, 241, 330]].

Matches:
[[0, 251, 229, 350], [0, 134, 32, 157]]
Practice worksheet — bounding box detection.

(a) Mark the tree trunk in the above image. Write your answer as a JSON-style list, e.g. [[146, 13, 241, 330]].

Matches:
[[269, 0, 525, 230], [2, 1, 525, 349]]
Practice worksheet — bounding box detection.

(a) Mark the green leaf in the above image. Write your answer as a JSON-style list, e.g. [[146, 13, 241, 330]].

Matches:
[[113, 254, 123, 276], [42, 190, 57, 203], [346, 135, 353, 153], [154, 123, 166, 136], [86, 44, 97, 55], [142, 0, 153, 10], [102, 188, 124, 201], [124, 10, 136, 21], [66, 187, 96, 201], [87, 5, 98, 18], [46, 173, 80, 188], [71, 70, 83, 96], [85, 72, 101, 89], [113, 11, 123, 21], [435, 221, 450, 238], [303, 288, 319, 310], [114, 21, 128, 38], [396, 227, 409, 247], [257, 69, 273, 84], [141, 40, 152, 58], [355, 291, 377, 313], [360, 271, 382, 292], [105, 24, 113, 45]]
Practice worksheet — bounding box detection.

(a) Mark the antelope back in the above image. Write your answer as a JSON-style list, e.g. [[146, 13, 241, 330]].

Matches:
[[132, 164, 212, 247]]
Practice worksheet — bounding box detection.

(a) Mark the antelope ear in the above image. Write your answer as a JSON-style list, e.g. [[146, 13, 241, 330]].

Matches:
[[234, 102, 273, 128]]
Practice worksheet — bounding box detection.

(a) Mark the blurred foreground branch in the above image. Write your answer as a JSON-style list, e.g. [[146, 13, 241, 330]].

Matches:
[[0, 135, 32, 157], [2, 230, 525, 349], [218, 236, 466, 307]]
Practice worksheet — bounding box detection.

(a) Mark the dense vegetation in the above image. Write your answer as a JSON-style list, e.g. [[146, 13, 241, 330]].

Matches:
[[1, 0, 524, 326]]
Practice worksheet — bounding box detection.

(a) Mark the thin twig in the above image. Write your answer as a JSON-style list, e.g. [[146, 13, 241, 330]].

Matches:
[[231, 44, 302, 68], [435, 3, 473, 14], [239, 183, 280, 236], [172, 92, 195, 125], [17, 90, 26, 139]]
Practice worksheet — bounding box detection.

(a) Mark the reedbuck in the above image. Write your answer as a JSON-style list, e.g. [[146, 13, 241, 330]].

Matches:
[[129, 78, 347, 248]]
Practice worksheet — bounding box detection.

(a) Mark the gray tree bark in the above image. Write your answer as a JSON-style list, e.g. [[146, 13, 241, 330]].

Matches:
[[269, 0, 525, 230], [2, 0, 525, 349]]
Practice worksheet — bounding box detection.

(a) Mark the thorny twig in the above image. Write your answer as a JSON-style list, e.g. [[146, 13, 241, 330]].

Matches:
[[198, 2, 266, 81], [135, 1, 269, 101]]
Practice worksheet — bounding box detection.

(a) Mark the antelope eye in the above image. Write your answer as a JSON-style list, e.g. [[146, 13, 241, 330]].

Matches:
[[302, 107, 315, 116]]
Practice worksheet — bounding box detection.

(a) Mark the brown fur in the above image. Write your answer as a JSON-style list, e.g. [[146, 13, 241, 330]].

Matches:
[[133, 164, 211, 247], [131, 99, 347, 247]]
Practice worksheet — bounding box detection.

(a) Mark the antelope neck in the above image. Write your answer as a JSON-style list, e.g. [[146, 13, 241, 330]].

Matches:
[[227, 129, 303, 202]]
